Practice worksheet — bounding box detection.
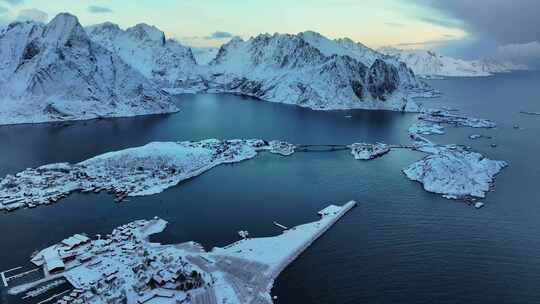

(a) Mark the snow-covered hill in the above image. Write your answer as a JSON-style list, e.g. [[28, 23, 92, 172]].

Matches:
[[379, 47, 527, 78], [86, 22, 197, 89], [193, 33, 432, 111], [0, 13, 177, 125]]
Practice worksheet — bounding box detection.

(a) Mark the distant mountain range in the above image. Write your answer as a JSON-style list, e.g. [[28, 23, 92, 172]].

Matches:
[[379, 47, 528, 78], [0, 13, 438, 125]]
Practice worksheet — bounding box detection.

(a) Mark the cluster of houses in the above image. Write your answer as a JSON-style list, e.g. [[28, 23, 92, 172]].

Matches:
[[20, 219, 209, 304]]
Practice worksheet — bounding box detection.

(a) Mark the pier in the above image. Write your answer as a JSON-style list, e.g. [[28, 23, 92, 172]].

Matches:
[[0, 266, 39, 288], [273, 221, 288, 230]]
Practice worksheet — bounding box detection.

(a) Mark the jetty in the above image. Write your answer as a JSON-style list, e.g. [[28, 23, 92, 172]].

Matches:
[[273, 221, 288, 230]]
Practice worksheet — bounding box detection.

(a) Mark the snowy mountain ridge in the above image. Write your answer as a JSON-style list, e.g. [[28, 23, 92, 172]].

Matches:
[[0, 13, 436, 126], [86, 22, 197, 89], [88, 24, 434, 111], [0, 13, 178, 125], [379, 47, 528, 78], [191, 32, 432, 111]]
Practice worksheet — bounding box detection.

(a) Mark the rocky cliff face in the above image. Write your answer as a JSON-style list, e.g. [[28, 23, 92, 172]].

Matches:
[[201, 33, 427, 111], [0, 13, 177, 125]]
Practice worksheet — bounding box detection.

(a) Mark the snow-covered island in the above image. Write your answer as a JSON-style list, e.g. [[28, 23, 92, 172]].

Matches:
[[348, 143, 391, 160], [419, 110, 497, 128], [408, 121, 445, 135], [0, 139, 295, 212], [6, 201, 357, 304], [403, 133, 507, 200]]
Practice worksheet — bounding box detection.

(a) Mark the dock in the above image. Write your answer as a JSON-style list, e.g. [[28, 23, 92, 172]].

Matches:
[[273, 222, 288, 230], [1, 266, 23, 287]]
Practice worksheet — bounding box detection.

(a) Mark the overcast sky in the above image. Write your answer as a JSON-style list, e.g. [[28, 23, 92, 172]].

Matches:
[[0, 0, 538, 66]]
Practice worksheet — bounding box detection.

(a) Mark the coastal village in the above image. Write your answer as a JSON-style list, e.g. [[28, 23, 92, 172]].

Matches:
[[0, 139, 296, 212], [3, 202, 357, 304]]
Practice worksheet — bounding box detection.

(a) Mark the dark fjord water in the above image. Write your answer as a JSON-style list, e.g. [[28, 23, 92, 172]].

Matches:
[[1, 71, 540, 304]]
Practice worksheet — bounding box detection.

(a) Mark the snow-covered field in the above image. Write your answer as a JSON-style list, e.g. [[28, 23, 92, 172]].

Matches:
[[0, 139, 295, 212], [7, 202, 357, 304]]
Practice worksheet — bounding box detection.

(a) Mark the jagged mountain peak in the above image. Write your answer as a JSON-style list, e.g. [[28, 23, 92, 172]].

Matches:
[[126, 23, 166, 45], [86, 20, 196, 88], [43, 13, 87, 46], [0, 12, 177, 125], [86, 22, 122, 35]]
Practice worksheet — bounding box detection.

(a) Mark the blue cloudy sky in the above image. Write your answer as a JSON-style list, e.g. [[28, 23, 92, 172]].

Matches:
[[0, 0, 538, 65]]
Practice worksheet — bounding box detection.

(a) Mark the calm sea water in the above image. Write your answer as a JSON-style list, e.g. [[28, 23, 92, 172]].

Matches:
[[1, 71, 539, 304]]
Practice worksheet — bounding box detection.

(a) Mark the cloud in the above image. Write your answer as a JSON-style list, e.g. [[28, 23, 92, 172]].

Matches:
[[497, 41, 540, 64], [395, 38, 459, 48], [16, 8, 48, 22], [417, 16, 461, 29], [411, 0, 540, 45], [205, 31, 233, 40], [384, 22, 405, 27], [0, 0, 23, 5], [88, 5, 113, 14]]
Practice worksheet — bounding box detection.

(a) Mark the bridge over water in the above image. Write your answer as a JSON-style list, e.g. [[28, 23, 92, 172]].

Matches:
[[294, 144, 415, 152], [295, 144, 349, 152]]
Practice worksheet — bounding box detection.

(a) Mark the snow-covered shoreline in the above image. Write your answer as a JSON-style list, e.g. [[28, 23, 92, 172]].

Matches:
[[6, 202, 357, 304]]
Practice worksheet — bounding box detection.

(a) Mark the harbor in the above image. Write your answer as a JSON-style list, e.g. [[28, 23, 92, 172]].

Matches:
[[4, 201, 357, 304]]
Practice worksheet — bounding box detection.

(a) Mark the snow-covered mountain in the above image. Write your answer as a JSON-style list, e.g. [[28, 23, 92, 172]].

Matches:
[[86, 24, 432, 112], [0, 13, 177, 125], [0, 13, 433, 123], [297, 31, 424, 94], [379, 47, 527, 78], [86, 22, 197, 89], [471, 58, 528, 74], [191, 47, 219, 65], [195, 32, 431, 111]]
